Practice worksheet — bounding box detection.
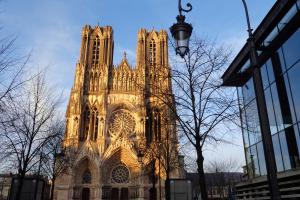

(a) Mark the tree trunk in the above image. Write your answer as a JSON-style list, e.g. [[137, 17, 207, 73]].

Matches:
[[15, 172, 25, 200], [165, 167, 170, 200], [196, 146, 208, 200], [50, 176, 56, 200]]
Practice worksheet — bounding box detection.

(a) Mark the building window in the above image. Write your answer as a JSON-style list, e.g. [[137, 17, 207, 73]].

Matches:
[[81, 107, 90, 141], [92, 36, 100, 65], [82, 169, 92, 184], [111, 165, 129, 183], [257, 142, 267, 176], [90, 107, 99, 141], [149, 39, 156, 66]]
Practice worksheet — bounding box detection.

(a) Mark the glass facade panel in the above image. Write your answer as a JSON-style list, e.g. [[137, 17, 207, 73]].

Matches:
[[271, 83, 284, 132], [279, 131, 291, 170], [266, 59, 275, 84], [278, 48, 287, 72], [272, 134, 284, 172], [237, 87, 244, 106], [241, 108, 250, 148], [282, 28, 300, 68], [265, 87, 278, 134], [295, 124, 300, 162], [245, 100, 261, 145], [284, 73, 297, 124], [287, 63, 300, 122], [250, 145, 260, 177], [257, 142, 267, 176], [245, 147, 254, 178], [240, 22, 300, 178], [261, 64, 269, 89], [243, 78, 255, 105]]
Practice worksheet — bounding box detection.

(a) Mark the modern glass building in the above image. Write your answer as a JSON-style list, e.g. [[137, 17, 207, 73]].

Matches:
[[222, 0, 300, 198]]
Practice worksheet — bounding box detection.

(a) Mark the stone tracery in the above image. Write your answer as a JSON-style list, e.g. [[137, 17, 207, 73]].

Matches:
[[111, 165, 130, 184], [108, 109, 136, 141]]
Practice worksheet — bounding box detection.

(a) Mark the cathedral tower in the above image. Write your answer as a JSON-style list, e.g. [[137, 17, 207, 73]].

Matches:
[[55, 25, 183, 200]]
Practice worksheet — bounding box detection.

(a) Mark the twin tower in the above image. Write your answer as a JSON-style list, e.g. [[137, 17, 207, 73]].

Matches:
[[56, 25, 183, 200]]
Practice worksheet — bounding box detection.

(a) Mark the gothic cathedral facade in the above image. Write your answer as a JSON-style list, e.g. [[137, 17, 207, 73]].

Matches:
[[55, 25, 184, 200]]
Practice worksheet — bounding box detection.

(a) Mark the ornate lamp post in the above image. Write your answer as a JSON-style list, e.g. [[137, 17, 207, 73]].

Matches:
[[170, 0, 193, 58]]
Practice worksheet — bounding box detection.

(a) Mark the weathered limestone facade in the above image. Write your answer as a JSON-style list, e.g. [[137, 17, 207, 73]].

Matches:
[[55, 25, 183, 200]]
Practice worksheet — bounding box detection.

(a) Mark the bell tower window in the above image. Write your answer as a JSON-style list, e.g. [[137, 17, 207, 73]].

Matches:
[[149, 39, 156, 66], [92, 36, 100, 65], [81, 106, 90, 141]]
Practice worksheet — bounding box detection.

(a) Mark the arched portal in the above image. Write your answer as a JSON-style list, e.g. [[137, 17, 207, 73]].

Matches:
[[72, 157, 99, 200]]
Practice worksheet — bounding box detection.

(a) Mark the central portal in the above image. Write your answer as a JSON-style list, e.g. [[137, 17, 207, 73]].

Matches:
[[81, 188, 90, 200], [111, 188, 129, 200]]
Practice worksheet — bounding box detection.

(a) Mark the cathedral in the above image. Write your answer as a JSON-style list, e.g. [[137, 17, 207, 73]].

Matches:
[[54, 25, 184, 200]]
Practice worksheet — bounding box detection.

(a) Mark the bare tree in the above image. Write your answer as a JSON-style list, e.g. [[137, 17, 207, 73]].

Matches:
[[0, 32, 29, 112], [40, 119, 72, 200], [0, 27, 30, 165], [0, 72, 62, 200], [205, 158, 242, 174], [168, 37, 238, 200], [146, 36, 238, 200], [147, 118, 183, 200]]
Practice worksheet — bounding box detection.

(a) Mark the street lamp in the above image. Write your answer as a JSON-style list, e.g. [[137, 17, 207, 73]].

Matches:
[[170, 0, 193, 58]]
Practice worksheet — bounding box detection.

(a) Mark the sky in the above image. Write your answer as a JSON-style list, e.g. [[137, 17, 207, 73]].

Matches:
[[1, 0, 275, 169]]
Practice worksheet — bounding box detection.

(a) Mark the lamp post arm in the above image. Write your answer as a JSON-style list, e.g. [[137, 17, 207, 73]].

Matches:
[[241, 0, 253, 36], [178, 0, 192, 16]]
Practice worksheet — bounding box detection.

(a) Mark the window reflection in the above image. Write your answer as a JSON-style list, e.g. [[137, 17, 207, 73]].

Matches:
[[257, 142, 267, 176], [266, 59, 275, 84], [243, 78, 255, 105], [287, 63, 300, 122], [245, 147, 254, 178], [271, 83, 285, 132], [241, 108, 250, 148], [250, 145, 260, 177], [284, 73, 297, 124], [265, 87, 278, 134], [279, 131, 291, 170], [245, 100, 261, 145], [281, 28, 300, 68], [261, 64, 269, 89], [272, 134, 284, 172], [294, 124, 300, 164]]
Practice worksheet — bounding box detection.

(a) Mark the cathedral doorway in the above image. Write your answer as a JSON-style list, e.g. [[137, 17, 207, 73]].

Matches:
[[81, 187, 90, 200]]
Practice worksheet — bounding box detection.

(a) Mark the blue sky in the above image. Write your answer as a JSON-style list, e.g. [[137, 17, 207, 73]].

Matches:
[[1, 0, 275, 167]]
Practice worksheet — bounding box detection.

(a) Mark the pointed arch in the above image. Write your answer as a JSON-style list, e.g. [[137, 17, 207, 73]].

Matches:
[[73, 156, 99, 185], [81, 106, 90, 141], [90, 106, 99, 141]]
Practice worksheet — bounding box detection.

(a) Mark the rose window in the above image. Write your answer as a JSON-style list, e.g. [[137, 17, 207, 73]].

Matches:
[[108, 110, 136, 140], [111, 165, 129, 183]]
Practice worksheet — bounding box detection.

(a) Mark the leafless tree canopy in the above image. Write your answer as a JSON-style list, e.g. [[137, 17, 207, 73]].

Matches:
[[170, 37, 238, 147], [0, 73, 60, 172], [0, 34, 28, 111], [0, 72, 62, 200], [205, 158, 242, 173], [146, 36, 239, 200]]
